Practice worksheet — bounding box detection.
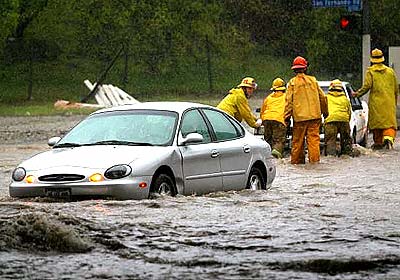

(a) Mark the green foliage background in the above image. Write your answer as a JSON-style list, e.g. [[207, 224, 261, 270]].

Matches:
[[0, 0, 399, 113]]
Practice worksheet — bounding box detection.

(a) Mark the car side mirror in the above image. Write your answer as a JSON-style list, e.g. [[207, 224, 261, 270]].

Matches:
[[48, 136, 61, 147], [179, 132, 204, 145]]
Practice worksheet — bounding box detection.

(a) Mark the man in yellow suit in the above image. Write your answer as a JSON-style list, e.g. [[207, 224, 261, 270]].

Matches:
[[284, 56, 328, 164], [353, 48, 398, 149], [324, 79, 353, 156], [260, 78, 287, 159], [217, 77, 262, 129]]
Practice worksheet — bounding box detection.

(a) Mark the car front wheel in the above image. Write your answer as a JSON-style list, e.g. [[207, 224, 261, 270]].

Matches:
[[359, 131, 368, 147], [150, 173, 177, 198], [246, 166, 266, 190], [352, 127, 357, 145]]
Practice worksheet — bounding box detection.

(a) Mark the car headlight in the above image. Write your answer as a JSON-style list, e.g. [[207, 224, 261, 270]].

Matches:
[[12, 167, 26, 181], [104, 164, 132, 179]]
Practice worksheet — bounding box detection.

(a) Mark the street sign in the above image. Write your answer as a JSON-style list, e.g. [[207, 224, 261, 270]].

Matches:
[[312, 0, 362, 12]]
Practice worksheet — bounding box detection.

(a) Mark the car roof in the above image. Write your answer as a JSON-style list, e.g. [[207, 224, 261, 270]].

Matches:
[[318, 81, 350, 87], [91, 101, 216, 116]]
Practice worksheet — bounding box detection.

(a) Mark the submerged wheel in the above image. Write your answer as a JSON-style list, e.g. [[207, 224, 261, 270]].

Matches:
[[352, 127, 357, 145], [359, 131, 368, 147], [246, 166, 266, 190], [353, 127, 367, 147], [150, 173, 177, 198]]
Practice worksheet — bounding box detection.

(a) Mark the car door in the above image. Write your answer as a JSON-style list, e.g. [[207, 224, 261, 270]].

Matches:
[[202, 109, 251, 191], [178, 109, 223, 195], [344, 83, 363, 111], [344, 83, 367, 143]]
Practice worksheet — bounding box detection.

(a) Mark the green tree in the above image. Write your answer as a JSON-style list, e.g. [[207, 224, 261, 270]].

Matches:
[[2, 0, 51, 64], [0, 0, 19, 54], [24, 0, 252, 74], [222, 0, 313, 56], [370, 0, 400, 48], [305, 7, 361, 80]]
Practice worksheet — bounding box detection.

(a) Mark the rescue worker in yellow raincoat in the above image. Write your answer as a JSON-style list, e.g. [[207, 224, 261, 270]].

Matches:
[[284, 56, 328, 164], [260, 78, 287, 159], [324, 79, 353, 156], [353, 48, 398, 149], [217, 77, 262, 128]]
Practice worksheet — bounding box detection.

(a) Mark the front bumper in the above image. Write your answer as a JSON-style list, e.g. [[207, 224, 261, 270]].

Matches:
[[9, 175, 153, 200]]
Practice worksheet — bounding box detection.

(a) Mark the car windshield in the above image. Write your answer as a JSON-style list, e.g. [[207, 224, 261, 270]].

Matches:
[[55, 110, 178, 147]]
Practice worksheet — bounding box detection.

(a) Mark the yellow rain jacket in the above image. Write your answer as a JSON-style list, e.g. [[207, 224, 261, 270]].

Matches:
[[355, 63, 398, 129], [284, 73, 328, 122], [217, 88, 258, 128], [325, 89, 351, 123], [260, 91, 286, 125]]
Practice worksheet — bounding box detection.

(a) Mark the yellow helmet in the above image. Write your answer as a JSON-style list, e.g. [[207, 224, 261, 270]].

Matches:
[[237, 77, 257, 89], [270, 78, 286, 91], [370, 48, 384, 63], [329, 79, 343, 91]]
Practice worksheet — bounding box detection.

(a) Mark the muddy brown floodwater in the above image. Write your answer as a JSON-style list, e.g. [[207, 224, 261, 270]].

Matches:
[[0, 115, 400, 280]]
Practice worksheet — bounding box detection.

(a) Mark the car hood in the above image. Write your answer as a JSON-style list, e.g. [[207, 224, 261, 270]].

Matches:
[[20, 145, 170, 170]]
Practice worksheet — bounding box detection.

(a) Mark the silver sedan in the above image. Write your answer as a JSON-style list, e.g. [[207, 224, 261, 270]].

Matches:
[[10, 102, 276, 200]]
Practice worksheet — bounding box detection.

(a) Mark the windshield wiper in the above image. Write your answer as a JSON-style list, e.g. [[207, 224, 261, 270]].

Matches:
[[89, 140, 154, 146], [54, 142, 82, 148]]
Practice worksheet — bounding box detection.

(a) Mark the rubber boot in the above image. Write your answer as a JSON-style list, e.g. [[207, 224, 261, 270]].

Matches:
[[271, 149, 283, 159], [383, 136, 394, 149]]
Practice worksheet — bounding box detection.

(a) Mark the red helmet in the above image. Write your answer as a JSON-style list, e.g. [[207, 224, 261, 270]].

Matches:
[[291, 56, 308, 69]]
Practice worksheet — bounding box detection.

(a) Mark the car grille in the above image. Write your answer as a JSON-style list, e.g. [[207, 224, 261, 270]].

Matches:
[[39, 174, 85, 182]]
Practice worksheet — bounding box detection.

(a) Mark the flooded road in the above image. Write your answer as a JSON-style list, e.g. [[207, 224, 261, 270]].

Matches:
[[0, 116, 400, 279]]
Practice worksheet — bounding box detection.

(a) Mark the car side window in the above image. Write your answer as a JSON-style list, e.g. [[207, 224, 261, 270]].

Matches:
[[202, 109, 243, 141], [180, 109, 211, 143]]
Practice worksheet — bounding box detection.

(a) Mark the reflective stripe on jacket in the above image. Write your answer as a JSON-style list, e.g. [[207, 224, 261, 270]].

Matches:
[[284, 73, 328, 122], [260, 91, 286, 125], [356, 63, 398, 129], [325, 90, 351, 123], [217, 88, 258, 128]]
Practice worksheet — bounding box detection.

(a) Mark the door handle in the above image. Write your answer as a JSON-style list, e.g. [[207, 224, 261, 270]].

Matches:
[[243, 145, 251, 153], [211, 149, 220, 158]]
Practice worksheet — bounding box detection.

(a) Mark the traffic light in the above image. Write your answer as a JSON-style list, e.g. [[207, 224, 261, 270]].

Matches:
[[339, 14, 359, 32], [340, 16, 350, 30]]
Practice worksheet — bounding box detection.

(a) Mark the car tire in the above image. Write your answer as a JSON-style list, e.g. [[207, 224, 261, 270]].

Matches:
[[359, 131, 368, 147], [352, 127, 357, 145], [246, 166, 266, 190], [150, 174, 177, 198]]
